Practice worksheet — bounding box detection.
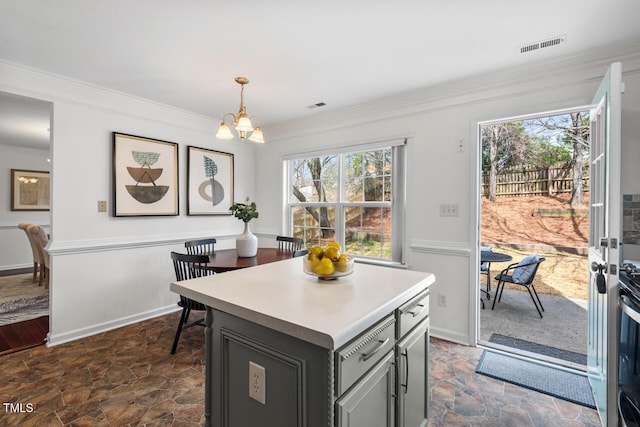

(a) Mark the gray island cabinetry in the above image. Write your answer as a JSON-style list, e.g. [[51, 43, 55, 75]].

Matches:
[[170, 257, 434, 427]]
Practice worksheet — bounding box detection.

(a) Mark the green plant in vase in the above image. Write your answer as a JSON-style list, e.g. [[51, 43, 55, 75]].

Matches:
[[229, 197, 259, 222]]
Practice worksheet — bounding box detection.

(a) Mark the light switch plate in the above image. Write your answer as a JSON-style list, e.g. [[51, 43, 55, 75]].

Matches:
[[97, 200, 107, 212]]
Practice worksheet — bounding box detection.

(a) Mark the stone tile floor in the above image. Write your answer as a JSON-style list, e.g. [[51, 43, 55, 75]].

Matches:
[[0, 312, 601, 426], [429, 338, 601, 427]]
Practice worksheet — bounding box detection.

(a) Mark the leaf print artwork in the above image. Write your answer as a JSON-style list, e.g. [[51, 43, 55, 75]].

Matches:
[[198, 156, 225, 206]]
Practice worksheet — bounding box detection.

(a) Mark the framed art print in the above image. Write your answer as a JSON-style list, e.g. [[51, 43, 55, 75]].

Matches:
[[113, 132, 179, 216], [10, 169, 50, 211], [187, 146, 234, 215]]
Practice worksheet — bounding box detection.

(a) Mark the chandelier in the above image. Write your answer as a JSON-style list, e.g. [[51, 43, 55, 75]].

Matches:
[[215, 77, 265, 143]]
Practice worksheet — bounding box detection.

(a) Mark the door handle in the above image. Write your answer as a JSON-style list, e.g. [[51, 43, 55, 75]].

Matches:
[[399, 349, 410, 393], [591, 262, 607, 294], [591, 262, 607, 273], [600, 237, 609, 247]]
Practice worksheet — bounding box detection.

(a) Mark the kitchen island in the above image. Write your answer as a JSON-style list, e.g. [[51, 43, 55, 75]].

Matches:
[[171, 256, 434, 427]]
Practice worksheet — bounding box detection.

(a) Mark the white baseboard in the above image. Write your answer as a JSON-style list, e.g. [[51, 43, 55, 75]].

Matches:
[[0, 263, 32, 271], [430, 325, 472, 346], [46, 305, 181, 347]]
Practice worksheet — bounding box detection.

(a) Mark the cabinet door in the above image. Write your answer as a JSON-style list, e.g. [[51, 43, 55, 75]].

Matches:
[[336, 351, 395, 427], [397, 317, 429, 427]]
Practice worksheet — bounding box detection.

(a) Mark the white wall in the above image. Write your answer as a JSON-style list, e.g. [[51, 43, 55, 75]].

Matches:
[[1, 39, 638, 347], [0, 144, 51, 270], [260, 41, 640, 345], [0, 61, 259, 345]]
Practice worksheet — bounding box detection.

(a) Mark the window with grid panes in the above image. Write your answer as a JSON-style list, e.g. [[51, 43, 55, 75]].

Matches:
[[285, 140, 406, 263]]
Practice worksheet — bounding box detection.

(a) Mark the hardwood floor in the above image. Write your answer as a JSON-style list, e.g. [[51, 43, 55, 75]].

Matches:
[[0, 267, 32, 277], [0, 316, 48, 356], [0, 312, 601, 426], [0, 268, 49, 355]]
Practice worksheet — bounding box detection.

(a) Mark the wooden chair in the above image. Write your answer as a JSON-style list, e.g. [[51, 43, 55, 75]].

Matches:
[[491, 254, 546, 318], [170, 251, 215, 354], [184, 237, 217, 255], [18, 223, 40, 284], [28, 224, 50, 288], [276, 235, 304, 252]]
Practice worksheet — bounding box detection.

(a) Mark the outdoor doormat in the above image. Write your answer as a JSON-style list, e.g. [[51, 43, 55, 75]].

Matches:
[[475, 350, 595, 408], [489, 333, 587, 365]]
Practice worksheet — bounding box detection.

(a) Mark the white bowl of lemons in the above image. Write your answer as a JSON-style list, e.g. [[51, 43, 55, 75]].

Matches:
[[302, 242, 354, 280]]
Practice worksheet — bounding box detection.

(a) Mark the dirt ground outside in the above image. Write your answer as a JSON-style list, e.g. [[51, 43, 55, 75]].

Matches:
[[481, 194, 589, 300]]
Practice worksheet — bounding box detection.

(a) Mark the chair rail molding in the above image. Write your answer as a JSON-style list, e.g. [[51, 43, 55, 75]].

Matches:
[[0, 221, 50, 230], [47, 228, 284, 255], [410, 239, 470, 257], [47, 232, 239, 255]]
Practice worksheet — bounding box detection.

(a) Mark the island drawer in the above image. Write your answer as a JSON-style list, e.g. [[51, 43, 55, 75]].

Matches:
[[335, 314, 396, 396], [396, 289, 429, 338]]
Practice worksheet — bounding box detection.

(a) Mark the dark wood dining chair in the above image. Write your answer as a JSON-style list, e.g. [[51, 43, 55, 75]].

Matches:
[[184, 237, 217, 255], [276, 235, 304, 252], [292, 249, 309, 258], [170, 251, 215, 354]]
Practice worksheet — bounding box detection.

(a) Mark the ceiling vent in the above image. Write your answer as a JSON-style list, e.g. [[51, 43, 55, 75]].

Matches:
[[518, 35, 566, 54]]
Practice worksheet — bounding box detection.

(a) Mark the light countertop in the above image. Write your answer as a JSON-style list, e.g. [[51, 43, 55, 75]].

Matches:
[[170, 257, 434, 349]]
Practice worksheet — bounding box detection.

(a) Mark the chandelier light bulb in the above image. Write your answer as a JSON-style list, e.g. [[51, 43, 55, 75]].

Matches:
[[216, 122, 234, 140]]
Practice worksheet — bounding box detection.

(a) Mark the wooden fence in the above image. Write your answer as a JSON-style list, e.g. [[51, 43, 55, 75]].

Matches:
[[481, 165, 589, 197]]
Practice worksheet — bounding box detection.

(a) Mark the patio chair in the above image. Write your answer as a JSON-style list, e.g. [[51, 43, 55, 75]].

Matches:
[[170, 251, 215, 354], [184, 237, 217, 255], [480, 246, 492, 279], [276, 235, 304, 252], [491, 254, 546, 318], [479, 246, 492, 308]]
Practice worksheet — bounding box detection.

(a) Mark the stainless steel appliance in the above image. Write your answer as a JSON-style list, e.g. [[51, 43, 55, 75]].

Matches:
[[619, 261, 640, 426]]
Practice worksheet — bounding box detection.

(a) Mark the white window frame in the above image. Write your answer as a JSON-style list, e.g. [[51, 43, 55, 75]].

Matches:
[[283, 138, 406, 265]]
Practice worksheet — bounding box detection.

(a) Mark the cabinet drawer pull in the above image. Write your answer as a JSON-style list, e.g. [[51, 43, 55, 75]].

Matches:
[[361, 338, 390, 361], [401, 349, 409, 393], [407, 303, 425, 317]]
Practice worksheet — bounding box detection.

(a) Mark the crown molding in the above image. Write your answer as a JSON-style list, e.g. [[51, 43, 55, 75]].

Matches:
[[267, 39, 640, 142], [0, 60, 219, 133]]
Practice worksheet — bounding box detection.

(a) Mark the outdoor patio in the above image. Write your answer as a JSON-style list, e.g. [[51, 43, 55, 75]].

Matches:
[[478, 245, 589, 369], [480, 287, 588, 369]]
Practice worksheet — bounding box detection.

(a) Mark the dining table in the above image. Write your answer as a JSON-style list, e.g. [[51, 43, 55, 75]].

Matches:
[[206, 247, 293, 273], [480, 249, 513, 308]]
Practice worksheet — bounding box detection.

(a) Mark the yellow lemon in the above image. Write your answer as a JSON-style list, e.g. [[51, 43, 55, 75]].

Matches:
[[327, 241, 341, 251], [310, 245, 324, 259], [306, 253, 320, 269], [324, 246, 340, 262], [314, 257, 335, 275], [335, 254, 349, 272]]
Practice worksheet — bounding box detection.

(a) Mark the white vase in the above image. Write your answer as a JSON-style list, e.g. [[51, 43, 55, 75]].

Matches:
[[236, 222, 258, 257]]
